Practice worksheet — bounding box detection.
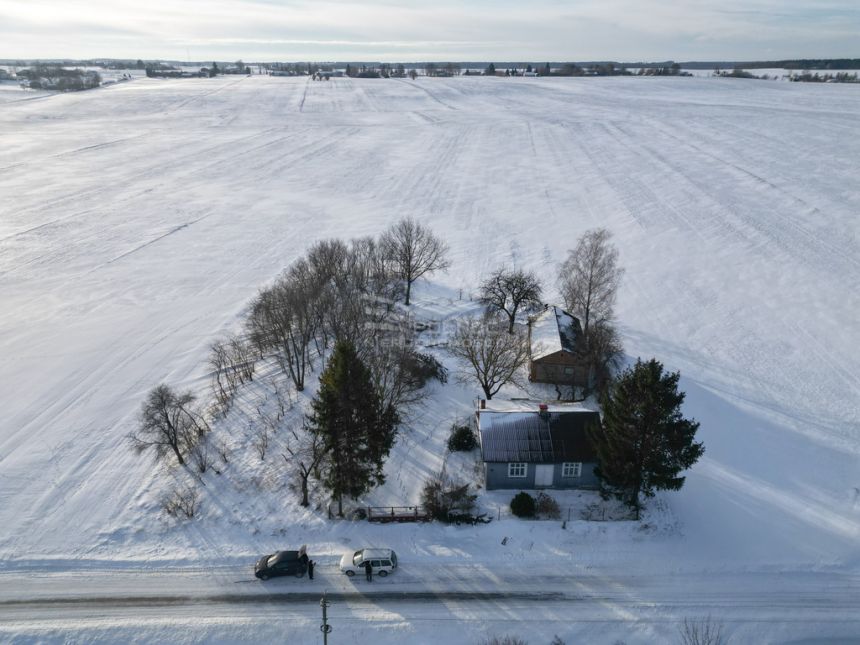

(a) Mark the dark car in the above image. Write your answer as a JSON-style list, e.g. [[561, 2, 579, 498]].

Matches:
[[255, 548, 308, 580]]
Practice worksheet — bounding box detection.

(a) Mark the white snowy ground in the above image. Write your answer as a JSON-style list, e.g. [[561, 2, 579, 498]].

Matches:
[[0, 75, 858, 644]]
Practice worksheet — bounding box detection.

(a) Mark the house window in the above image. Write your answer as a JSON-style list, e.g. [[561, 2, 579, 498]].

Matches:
[[564, 367, 574, 375], [562, 462, 582, 478], [508, 463, 527, 478]]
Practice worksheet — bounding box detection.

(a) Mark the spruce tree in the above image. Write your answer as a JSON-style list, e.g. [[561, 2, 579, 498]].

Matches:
[[590, 359, 704, 519], [308, 341, 398, 516]]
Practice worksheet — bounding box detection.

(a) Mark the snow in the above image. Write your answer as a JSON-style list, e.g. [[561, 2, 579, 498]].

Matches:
[[0, 74, 859, 642], [480, 399, 595, 413], [527, 305, 577, 360]]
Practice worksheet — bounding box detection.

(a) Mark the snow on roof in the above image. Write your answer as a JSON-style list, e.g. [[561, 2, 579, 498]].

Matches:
[[478, 399, 597, 414], [529, 305, 581, 360], [477, 407, 600, 463]]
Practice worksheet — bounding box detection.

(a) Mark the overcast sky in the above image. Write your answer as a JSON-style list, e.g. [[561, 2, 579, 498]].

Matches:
[[1, 0, 857, 62]]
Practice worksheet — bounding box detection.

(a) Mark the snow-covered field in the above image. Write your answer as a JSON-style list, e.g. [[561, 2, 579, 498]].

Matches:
[[0, 75, 858, 643]]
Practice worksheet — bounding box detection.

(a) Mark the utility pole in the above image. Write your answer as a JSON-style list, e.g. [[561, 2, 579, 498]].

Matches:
[[320, 591, 332, 644]]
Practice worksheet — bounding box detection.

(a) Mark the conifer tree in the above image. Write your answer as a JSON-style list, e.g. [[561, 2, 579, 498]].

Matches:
[[590, 359, 704, 519], [308, 341, 398, 516]]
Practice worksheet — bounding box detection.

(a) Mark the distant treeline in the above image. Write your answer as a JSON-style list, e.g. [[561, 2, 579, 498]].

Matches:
[[713, 67, 859, 83], [145, 60, 251, 79], [16, 63, 100, 91], [789, 71, 858, 83], [665, 58, 860, 70], [3, 58, 859, 72]]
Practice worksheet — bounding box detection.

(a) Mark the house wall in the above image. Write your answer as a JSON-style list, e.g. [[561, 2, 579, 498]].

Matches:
[[484, 462, 600, 490], [529, 351, 586, 385]]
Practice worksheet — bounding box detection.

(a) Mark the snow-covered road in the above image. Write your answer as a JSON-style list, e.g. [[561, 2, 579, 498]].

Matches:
[[2, 564, 858, 643]]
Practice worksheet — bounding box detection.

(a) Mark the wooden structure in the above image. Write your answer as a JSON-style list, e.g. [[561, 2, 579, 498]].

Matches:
[[528, 305, 587, 387], [367, 506, 429, 523]]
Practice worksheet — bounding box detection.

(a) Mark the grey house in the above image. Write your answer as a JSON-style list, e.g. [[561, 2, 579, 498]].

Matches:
[[477, 403, 601, 491]]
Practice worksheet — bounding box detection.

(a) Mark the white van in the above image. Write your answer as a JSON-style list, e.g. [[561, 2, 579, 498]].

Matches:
[[339, 548, 398, 577]]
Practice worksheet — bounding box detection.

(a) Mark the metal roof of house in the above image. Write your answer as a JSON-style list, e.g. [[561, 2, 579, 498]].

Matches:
[[529, 306, 582, 361], [478, 409, 600, 463]]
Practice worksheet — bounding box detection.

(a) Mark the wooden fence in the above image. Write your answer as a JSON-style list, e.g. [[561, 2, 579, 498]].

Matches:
[[367, 506, 429, 523]]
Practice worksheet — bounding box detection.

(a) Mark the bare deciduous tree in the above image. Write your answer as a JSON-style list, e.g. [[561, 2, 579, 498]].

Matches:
[[679, 616, 725, 645], [273, 383, 291, 420], [581, 321, 624, 396], [228, 335, 255, 383], [349, 236, 402, 303], [190, 439, 214, 474], [558, 228, 623, 334], [481, 636, 528, 645], [362, 341, 445, 411], [247, 260, 322, 391], [448, 314, 529, 400], [305, 236, 439, 410], [381, 217, 450, 305], [252, 404, 279, 461], [162, 486, 200, 519], [479, 267, 543, 333], [252, 423, 270, 461], [246, 233, 442, 425], [214, 439, 230, 465], [130, 384, 209, 466], [310, 237, 400, 350], [209, 340, 233, 413], [209, 334, 256, 416], [283, 423, 326, 507]]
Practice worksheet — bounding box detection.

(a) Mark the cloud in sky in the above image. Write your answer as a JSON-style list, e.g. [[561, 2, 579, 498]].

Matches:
[[0, 0, 857, 61]]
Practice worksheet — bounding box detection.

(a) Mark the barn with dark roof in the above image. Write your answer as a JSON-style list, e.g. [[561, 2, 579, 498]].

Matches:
[[476, 402, 601, 490], [528, 305, 587, 388]]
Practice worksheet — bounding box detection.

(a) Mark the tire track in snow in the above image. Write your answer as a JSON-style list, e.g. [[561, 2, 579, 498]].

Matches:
[[620, 119, 859, 274], [166, 76, 249, 113], [0, 133, 150, 173], [0, 129, 292, 279], [297, 78, 310, 112], [571, 122, 689, 233], [244, 126, 358, 174], [0, 127, 283, 237], [103, 213, 214, 266], [392, 78, 458, 111]]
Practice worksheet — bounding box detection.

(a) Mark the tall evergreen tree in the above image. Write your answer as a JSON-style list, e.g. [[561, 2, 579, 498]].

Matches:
[[590, 359, 704, 519], [308, 341, 398, 516]]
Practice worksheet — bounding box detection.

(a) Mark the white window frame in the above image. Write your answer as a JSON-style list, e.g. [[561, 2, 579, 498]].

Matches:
[[508, 462, 527, 478], [562, 462, 582, 478]]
